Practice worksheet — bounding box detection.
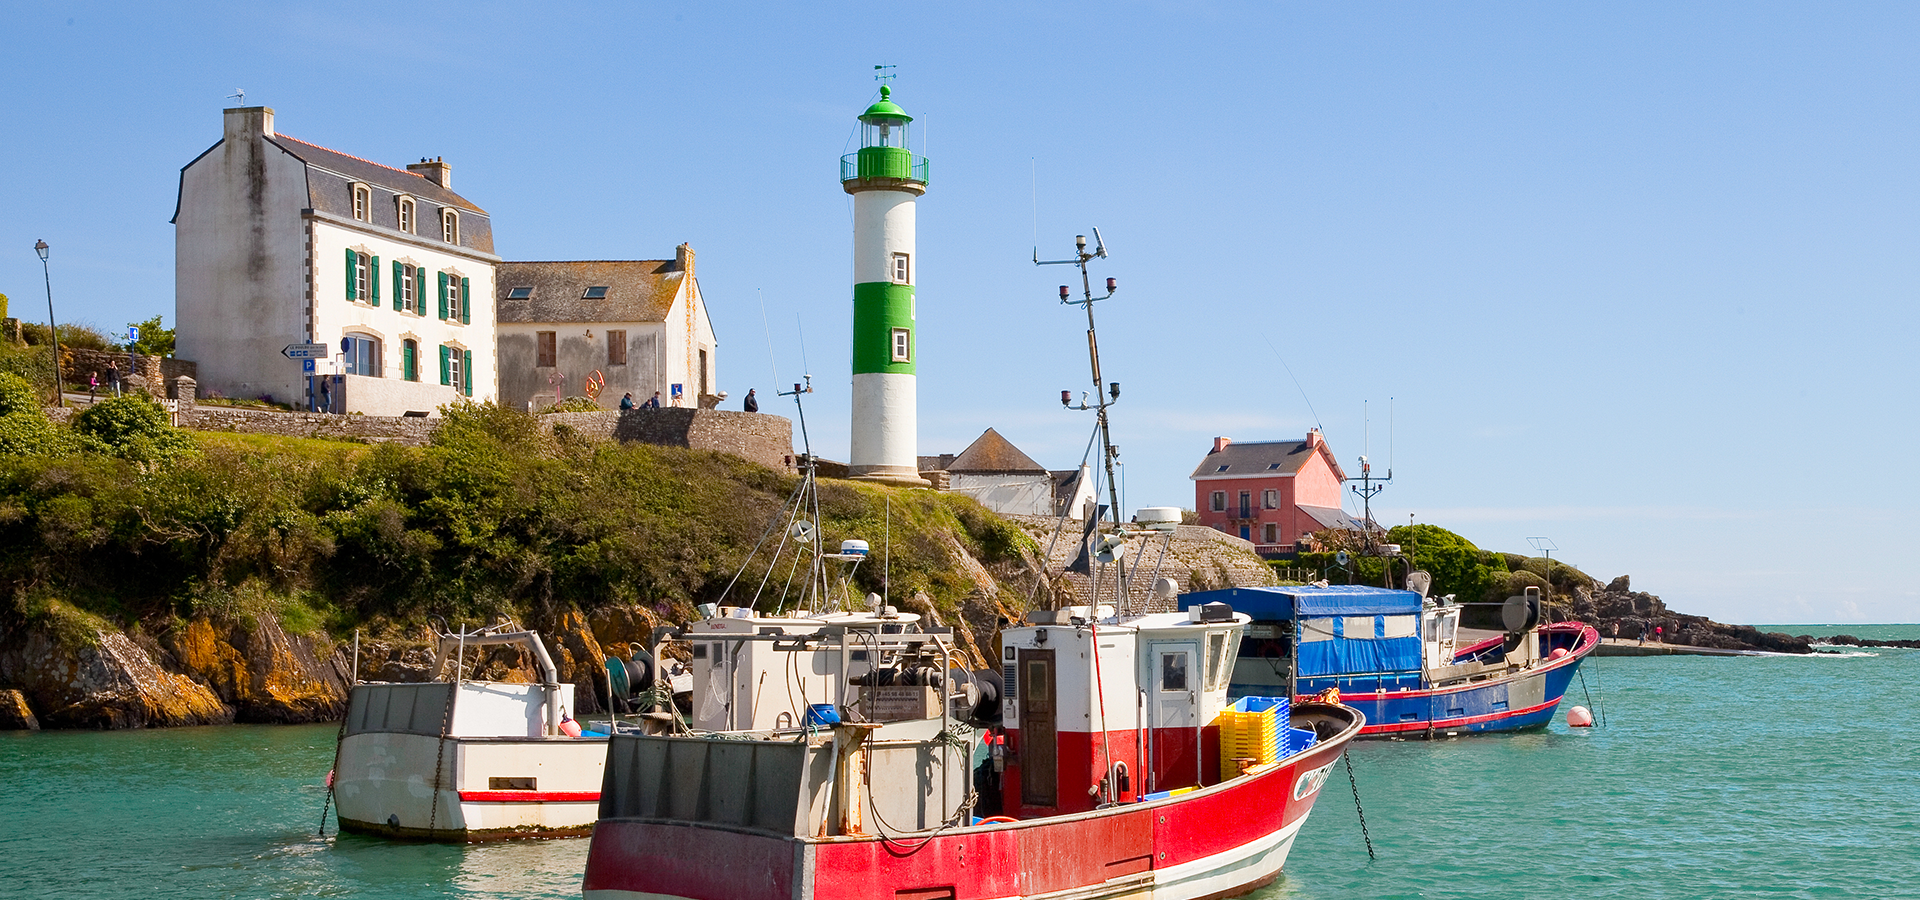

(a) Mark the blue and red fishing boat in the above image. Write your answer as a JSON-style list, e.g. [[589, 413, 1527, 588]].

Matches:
[[1191, 583, 1599, 737]]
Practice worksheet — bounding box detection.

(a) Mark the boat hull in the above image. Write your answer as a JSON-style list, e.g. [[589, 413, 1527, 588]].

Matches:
[[333, 731, 605, 841], [583, 705, 1360, 900], [1331, 622, 1599, 738]]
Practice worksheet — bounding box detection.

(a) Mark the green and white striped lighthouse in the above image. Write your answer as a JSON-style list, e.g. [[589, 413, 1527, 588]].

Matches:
[[843, 86, 930, 485]]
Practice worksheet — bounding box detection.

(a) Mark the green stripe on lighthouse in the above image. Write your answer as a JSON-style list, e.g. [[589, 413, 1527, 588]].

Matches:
[[852, 282, 915, 375]]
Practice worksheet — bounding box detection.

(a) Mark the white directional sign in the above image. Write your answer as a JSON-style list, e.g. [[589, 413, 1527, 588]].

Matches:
[[282, 343, 329, 360]]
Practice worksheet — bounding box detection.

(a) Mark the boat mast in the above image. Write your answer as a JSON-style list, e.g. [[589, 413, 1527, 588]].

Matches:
[[1037, 231, 1126, 601]]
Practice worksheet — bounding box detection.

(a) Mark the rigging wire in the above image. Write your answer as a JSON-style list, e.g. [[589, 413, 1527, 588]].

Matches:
[[1260, 332, 1324, 434]]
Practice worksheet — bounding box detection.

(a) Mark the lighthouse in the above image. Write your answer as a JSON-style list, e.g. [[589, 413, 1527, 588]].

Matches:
[[843, 86, 930, 486]]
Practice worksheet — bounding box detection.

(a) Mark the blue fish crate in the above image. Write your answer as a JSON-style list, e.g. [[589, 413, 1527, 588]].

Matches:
[[805, 703, 841, 727], [1286, 726, 1317, 756]]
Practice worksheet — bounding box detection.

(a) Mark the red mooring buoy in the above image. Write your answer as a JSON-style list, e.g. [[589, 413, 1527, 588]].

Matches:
[[1566, 705, 1595, 727]]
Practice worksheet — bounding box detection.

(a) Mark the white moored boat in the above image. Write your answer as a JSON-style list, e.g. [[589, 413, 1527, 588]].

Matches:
[[331, 624, 607, 841]]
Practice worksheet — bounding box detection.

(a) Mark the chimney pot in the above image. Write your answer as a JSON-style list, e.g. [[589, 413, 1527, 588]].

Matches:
[[408, 158, 452, 189]]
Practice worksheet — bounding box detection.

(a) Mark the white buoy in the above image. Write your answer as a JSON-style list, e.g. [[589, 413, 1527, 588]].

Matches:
[[1566, 705, 1595, 727]]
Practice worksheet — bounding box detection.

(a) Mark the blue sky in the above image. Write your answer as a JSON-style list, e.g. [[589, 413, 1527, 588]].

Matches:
[[4, 2, 1915, 624]]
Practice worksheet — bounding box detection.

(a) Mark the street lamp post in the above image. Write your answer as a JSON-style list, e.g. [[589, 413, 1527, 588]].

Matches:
[[34, 240, 62, 408]]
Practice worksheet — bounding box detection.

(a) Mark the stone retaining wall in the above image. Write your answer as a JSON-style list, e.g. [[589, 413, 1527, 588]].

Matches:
[[63, 348, 196, 399]]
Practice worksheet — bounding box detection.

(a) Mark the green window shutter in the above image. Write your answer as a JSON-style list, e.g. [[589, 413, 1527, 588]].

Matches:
[[439, 345, 450, 385], [403, 343, 415, 381], [370, 255, 381, 303], [438, 272, 449, 319], [392, 261, 404, 311], [345, 249, 357, 300], [460, 278, 472, 324], [462, 350, 473, 396]]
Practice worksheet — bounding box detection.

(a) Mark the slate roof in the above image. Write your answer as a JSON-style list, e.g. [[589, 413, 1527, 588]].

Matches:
[[495, 260, 687, 324], [271, 134, 486, 214], [945, 428, 1049, 475], [1299, 505, 1374, 532], [1189, 438, 1333, 479]]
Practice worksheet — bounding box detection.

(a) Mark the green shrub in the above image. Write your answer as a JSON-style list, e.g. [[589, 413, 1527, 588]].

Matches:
[[538, 396, 601, 413], [72, 395, 195, 463], [0, 373, 70, 456]]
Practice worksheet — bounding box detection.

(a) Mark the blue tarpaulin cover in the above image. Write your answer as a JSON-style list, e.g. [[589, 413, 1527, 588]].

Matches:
[[1185, 586, 1423, 677]]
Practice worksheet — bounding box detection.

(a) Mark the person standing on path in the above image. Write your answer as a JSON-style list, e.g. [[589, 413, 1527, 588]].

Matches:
[[1639, 622, 1647, 645], [743, 388, 758, 413], [1655, 625, 1664, 643], [88, 371, 98, 403], [106, 361, 121, 398]]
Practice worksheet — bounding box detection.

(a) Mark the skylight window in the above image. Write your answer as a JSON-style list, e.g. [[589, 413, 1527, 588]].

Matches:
[[507, 287, 533, 299], [1267, 462, 1281, 470], [583, 286, 610, 299], [1215, 464, 1229, 472]]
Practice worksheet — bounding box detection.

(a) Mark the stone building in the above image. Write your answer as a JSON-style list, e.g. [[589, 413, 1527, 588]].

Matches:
[[173, 106, 498, 414], [494, 246, 716, 411], [921, 428, 1098, 519]]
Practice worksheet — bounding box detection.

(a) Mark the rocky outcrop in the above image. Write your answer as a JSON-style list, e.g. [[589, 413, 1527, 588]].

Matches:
[[1566, 580, 1813, 654], [0, 689, 39, 730], [0, 626, 232, 728], [163, 616, 348, 722]]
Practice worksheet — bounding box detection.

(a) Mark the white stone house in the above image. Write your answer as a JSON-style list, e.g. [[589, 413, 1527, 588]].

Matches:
[[494, 246, 716, 410], [173, 106, 498, 414]]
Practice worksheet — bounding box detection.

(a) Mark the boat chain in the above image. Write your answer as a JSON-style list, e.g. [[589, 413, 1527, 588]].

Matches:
[[1344, 751, 1375, 860]]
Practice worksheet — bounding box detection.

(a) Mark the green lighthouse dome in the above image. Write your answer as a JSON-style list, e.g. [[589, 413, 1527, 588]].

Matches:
[[843, 85, 928, 188]]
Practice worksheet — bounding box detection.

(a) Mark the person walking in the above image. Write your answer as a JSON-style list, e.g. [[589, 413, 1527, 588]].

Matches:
[[743, 388, 758, 413], [106, 361, 121, 398], [1655, 625, 1663, 643], [88, 370, 99, 403], [1638, 622, 1647, 645], [619, 392, 635, 411]]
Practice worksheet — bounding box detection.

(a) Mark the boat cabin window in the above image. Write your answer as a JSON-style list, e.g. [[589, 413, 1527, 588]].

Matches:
[[1383, 615, 1418, 639], [1299, 618, 1335, 642], [1206, 632, 1230, 690], [1160, 652, 1188, 692], [1343, 616, 1378, 639]]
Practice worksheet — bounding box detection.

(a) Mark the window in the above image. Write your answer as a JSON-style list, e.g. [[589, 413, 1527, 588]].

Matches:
[[352, 185, 371, 222], [506, 287, 533, 300], [1160, 652, 1188, 692], [442, 209, 459, 243], [394, 262, 419, 314], [699, 348, 709, 395], [438, 271, 470, 324], [1215, 464, 1229, 473], [397, 197, 415, 234], [1267, 462, 1281, 470], [1206, 632, 1228, 691], [891, 327, 911, 362], [891, 252, 910, 284], [537, 331, 556, 368], [1263, 489, 1279, 509], [582, 286, 610, 299], [402, 339, 419, 382], [1238, 491, 1252, 517], [352, 252, 371, 302], [1263, 523, 1277, 544], [1210, 490, 1226, 512], [440, 344, 472, 395], [606, 330, 626, 365], [342, 335, 380, 377]]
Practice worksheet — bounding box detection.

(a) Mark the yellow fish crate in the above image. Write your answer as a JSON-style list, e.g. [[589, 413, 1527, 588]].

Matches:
[[1216, 696, 1288, 773]]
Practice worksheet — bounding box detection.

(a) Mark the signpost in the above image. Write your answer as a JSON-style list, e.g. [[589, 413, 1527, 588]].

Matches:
[[282, 343, 329, 360]]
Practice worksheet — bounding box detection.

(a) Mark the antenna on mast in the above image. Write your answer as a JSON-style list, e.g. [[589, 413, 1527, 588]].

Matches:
[[227, 88, 246, 107]]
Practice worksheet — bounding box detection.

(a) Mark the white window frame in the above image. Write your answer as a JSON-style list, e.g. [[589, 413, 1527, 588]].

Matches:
[[891, 252, 910, 284], [446, 346, 464, 390], [445, 273, 462, 322], [397, 197, 416, 234], [442, 208, 459, 243], [891, 327, 911, 362], [352, 184, 371, 222], [400, 264, 417, 313], [353, 253, 371, 303], [343, 333, 382, 378]]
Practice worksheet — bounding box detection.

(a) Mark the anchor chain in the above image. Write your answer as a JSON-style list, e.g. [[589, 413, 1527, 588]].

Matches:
[[1344, 751, 1375, 860]]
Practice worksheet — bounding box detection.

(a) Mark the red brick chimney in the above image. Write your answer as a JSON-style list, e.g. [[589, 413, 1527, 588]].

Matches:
[[1306, 429, 1322, 449], [1212, 436, 1231, 454]]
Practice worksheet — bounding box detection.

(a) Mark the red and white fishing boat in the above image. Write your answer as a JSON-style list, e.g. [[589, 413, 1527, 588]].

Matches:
[[582, 227, 1363, 899]]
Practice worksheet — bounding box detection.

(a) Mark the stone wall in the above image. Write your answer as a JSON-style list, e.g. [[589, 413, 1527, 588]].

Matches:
[[185, 405, 444, 443], [543, 408, 795, 472], [63, 348, 197, 398], [1008, 516, 1278, 610]]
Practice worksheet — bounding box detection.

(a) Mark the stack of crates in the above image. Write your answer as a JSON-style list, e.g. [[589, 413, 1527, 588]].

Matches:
[[1216, 696, 1288, 775], [1286, 725, 1317, 756]]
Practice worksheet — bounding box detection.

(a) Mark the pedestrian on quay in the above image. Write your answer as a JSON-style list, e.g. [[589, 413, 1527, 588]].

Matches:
[[643, 391, 661, 408], [743, 388, 758, 413], [89, 370, 99, 403], [1655, 625, 1664, 643], [106, 361, 121, 398], [619, 392, 635, 411], [1638, 622, 1647, 645]]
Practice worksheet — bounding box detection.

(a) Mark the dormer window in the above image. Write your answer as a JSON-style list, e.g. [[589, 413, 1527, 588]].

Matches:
[[352, 184, 372, 223], [582, 286, 609, 299], [397, 197, 416, 234], [442, 209, 459, 243]]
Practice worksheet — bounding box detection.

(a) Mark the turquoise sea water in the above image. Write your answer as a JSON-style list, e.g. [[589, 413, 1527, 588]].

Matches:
[[3, 626, 1915, 899]]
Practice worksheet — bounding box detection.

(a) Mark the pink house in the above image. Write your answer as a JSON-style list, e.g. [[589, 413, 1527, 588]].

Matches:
[[1188, 430, 1368, 555]]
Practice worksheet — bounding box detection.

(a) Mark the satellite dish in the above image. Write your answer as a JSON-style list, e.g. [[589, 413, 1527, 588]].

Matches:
[[1501, 595, 1542, 633], [1406, 570, 1432, 599]]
